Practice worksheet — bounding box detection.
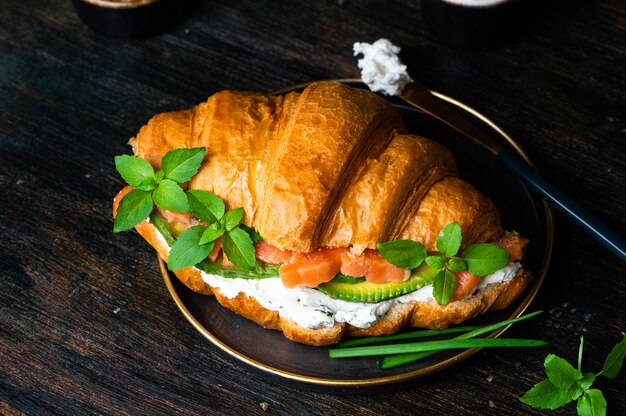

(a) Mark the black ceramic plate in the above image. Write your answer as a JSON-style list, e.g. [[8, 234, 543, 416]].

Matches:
[[159, 80, 553, 390]]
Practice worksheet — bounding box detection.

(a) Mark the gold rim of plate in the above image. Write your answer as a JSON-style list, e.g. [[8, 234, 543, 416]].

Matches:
[[158, 79, 554, 387]]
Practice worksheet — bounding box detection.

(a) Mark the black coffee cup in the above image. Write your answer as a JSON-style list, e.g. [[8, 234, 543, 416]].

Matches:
[[73, 0, 195, 39], [422, 0, 532, 49]]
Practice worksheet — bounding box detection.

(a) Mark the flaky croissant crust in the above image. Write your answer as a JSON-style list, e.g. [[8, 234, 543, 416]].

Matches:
[[130, 81, 503, 254]]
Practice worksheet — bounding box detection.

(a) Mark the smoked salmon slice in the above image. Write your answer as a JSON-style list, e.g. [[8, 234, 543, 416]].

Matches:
[[112, 186, 133, 217], [208, 238, 222, 262], [255, 241, 293, 264], [279, 248, 343, 289], [341, 249, 409, 283], [157, 207, 190, 225], [450, 271, 480, 302], [495, 234, 528, 261]]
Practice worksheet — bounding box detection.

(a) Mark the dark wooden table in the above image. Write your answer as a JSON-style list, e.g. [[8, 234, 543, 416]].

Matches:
[[2, 1, 625, 414]]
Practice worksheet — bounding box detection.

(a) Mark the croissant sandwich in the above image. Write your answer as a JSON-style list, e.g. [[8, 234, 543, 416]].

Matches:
[[113, 81, 531, 346]]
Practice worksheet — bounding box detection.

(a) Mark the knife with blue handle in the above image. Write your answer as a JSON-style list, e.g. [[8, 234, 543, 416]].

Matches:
[[400, 81, 626, 262]]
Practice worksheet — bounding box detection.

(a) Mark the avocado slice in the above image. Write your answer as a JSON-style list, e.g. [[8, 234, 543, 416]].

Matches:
[[316, 263, 439, 303]]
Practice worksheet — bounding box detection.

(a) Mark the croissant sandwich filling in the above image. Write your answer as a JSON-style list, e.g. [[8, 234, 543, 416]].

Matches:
[[114, 81, 533, 342], [130, 203, 526, 329]]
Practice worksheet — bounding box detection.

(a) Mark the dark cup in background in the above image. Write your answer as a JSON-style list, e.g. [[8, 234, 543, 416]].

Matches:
[[422, 0, 533, 49], [73, 0, 195, 39]]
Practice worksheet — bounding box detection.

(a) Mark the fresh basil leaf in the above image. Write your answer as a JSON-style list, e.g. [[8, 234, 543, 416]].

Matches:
[[113, 189, 153, 233], [200, 222, 224, 245], [432, 269, 456, 305], [135, 176, 158, 191], [597, 333, 626, 379], [161, 147, 205, 183], [115, 155, 155, 187], [545, 354, 583, 389], [240, 224, 263, 242], [425, 255, 445, 270], [447, 258, 467, 272], [154, 169, 165, 183], [520, 379, 573, 410], [222, 227, 256, 270], [436, 221, 462, 257], [377, 240, 427, 269], [168, 225, 214, 270], [462, 243, 510, 276], [152, 179, 189, 213], [222, 207, 244, 231], [576, 389, 606, 416], [570, 372, 596, 401], [187, 190, 225, 223], [579, 372, 595, 390]]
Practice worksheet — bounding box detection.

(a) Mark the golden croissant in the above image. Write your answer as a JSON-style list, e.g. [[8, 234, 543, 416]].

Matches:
[[114, 81, 531, 346]]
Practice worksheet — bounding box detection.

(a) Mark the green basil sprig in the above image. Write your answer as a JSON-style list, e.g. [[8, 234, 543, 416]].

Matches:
[[113, 147, 205, 233], [520, 333, 625, 416], [377, 222, 511, 306], [167, 190, 256, 271]]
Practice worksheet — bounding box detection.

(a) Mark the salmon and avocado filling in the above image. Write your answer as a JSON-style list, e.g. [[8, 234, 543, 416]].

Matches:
[[149, 206, 527, 304]]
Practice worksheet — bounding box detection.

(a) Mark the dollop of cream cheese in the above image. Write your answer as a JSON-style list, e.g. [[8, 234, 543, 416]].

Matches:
[[353, 38, 412, 96], [154, 221, 521, 330]]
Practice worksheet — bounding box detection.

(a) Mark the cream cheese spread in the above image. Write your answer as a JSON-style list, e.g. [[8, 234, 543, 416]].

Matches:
[[353, 38, 412, 96], [198, 262, 521, 329]]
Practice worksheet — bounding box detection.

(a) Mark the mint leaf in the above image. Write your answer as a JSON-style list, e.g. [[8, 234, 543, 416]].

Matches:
[[222, 207, 244, 231], [161, 147, 205, 183], [152, 179, 189, 213], [447, 258, 467, 273], [168, 226, 214, 270], [432, 269, 456, 305], [187, 190, 225, 223], [200, 222, 224, 245], [113, 189, 153, 233], [222, 227, 255, 270], [576, 389, 606, 416], [545, 354, 583, 389], [115, 155, 155, 188], [240, 224, 263, 242], [377, 240, 427, 269], [462, 243, 510, 276], [425, 255, 445, 270], [597, 333, 626, 379], [436, 221, 462, 256], [520, 379, 573, 410]]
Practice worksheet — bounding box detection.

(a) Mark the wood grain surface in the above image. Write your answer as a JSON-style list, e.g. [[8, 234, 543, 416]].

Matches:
[[1, 0, 624, 415]]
